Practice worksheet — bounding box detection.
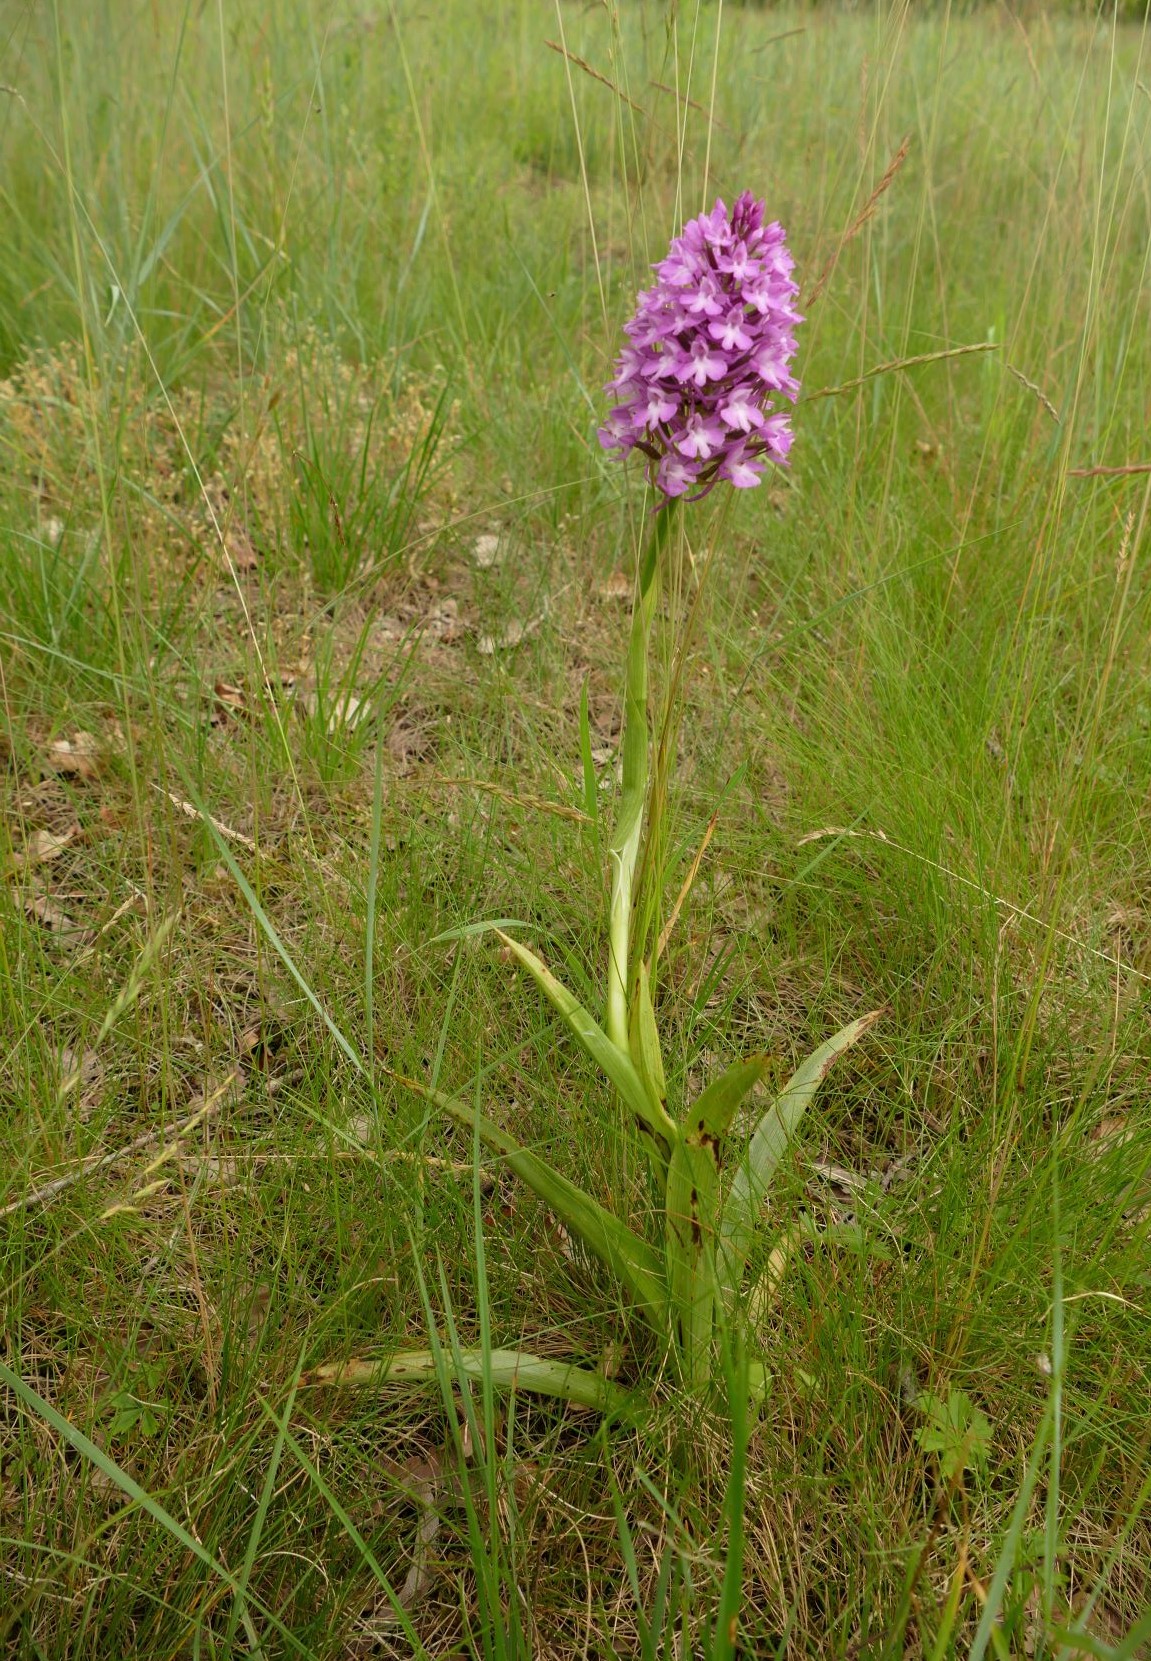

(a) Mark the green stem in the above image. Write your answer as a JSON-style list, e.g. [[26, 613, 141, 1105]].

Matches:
[[606, 501, 678, 1051]]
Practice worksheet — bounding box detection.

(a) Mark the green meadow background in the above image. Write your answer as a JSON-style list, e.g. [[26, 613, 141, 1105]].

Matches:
[[1, 1, 1149, 1654]]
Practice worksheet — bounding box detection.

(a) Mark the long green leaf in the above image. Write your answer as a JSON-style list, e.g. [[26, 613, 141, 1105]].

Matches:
[[664, 1133, 720, 1390], [303, 1347, 633, 1416], [444, 1094, 670, 1335], [665, 1053, 776, 1384], [629, 960, 668, 1120], [718, 1011, 882, 1304], [496, 930, 677, 1157], [388, 1069, 669, 1332]]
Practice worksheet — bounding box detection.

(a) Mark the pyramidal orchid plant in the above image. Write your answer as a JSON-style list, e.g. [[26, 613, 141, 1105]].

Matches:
[[313, 196, 880, 1416]]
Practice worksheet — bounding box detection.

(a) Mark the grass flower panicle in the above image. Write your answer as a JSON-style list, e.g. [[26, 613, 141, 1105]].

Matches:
[[599, 192, 802, 499]]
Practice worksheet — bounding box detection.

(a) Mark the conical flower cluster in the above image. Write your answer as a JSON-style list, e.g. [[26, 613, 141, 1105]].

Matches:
[[599, 193, 802, 499]]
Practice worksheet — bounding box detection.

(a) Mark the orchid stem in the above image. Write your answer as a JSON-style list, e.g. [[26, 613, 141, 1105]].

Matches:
[[607, 501, 678, 1052]]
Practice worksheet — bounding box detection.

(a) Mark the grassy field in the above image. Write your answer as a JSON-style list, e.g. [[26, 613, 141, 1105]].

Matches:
[[2, 0, 1150, 1654]]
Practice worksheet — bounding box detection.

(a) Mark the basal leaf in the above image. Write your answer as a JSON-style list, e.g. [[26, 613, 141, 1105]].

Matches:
[[388, 1069, 668, 1333], [684, 1052, 774, 1140], [629, 960, 668, 1120], [717, 1011, 882, 1305], [495, 930, 677, 1160], [305, 1347, 632, 1416], [664, 1135, 720, 1389]]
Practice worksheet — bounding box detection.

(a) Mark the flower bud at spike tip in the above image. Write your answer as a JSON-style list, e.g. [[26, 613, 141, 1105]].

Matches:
[[598, 193, 802, 502]]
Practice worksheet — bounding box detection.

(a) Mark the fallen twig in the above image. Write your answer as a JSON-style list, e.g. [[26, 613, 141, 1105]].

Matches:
[[155, 785, 257, 851], [1068, 461, 1151, 478], [801, 342, 999, 404], [544, 40, 647, 117], [441, 776, 592, 826], [1, 1073, 239, 1220]]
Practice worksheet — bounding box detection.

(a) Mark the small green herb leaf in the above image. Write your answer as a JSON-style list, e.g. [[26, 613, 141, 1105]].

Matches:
[[916, 1388, 992, 1484]]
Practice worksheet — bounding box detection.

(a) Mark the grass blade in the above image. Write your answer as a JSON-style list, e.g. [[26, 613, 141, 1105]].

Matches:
[[968, 1403, 1054, 1661], [0, 1358, 299, 1656], [224, 1351, 305, 1653], [579, 675, 600, 826], [268, 1415, 428, 1650]]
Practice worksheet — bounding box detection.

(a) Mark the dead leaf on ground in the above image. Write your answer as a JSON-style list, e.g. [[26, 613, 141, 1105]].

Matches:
[[22, 887, 90, 943], [472, 533, 503, 569], [297, 688, 373, 734], [596, 571, 631, 602], [421, 598, 464, 642], [11, 825, 79, 869], [387, 712, 434, 773], [45, 732, 100, 779], [212, 681, 247, 726], [477, 613, 544, 655], [1090, 1114, 1133, 1147], [183, 1153, 244, 1189], [58, 1046, 102, 1096], [224, 527, 259, 573]]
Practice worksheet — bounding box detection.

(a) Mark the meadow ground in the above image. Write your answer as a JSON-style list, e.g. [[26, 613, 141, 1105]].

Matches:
[[1, 1, 1150, 1655]]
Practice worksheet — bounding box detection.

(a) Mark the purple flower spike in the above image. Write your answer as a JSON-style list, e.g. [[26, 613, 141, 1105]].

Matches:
[[599, 195, 802, 500]]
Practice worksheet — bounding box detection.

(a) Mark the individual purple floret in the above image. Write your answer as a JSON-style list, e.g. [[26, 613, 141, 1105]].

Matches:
[[598, 192, 802, 500]]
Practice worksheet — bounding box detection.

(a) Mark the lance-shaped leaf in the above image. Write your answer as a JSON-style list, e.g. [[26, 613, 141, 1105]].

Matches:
[[628, 960, 668, 1123], [445, 1098, 669, 1334], [495, 930, 677, 1160], [717, 1011, 883, 1308], [305, 1348, 633, 1416], [388, 1069, 669, 1334], [664, 1051, 774, 1380], [664, 1131, 721, 1389], [684, 1052, 774, 1140]]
